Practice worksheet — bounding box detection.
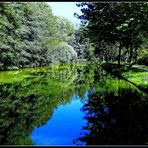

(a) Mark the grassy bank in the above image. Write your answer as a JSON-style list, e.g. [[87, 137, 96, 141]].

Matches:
[[101, 63, 148, 92], [122, 70, 148, 91]]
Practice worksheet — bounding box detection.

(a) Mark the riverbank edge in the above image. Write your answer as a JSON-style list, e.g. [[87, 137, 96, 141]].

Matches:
[[101, 62, 148, 93]]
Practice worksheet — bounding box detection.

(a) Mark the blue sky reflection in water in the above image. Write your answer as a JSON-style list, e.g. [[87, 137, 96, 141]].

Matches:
[[31, 92, 89, 146]]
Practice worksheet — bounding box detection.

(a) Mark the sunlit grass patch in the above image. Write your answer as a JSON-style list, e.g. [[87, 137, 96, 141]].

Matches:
[[101, 62, 148, 92], [0, 63, 87, 84], [122, 71, 148, 90], [0, 70, 30, 84]]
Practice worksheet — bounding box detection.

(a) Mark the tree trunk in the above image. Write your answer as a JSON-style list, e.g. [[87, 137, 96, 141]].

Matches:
[[134, 46, 138, 64], [129, 43, 133, 67], [118, 42, 122, 67]]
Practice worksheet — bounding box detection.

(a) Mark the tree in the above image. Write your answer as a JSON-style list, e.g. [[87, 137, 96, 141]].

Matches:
[[48, 42, 77, 64], [0, 2, 77, 70], [0, 3, 22, 70], [75, 2, 148, 66]]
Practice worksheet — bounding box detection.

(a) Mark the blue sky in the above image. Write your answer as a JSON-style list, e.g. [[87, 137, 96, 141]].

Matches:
[[47, 2, 82, 27]]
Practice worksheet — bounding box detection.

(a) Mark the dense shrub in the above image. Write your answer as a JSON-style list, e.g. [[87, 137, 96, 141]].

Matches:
[[137, 54, 148, 66], [49, 42, 77, 64]]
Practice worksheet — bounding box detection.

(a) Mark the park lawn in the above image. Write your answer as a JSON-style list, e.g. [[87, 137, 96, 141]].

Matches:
[[101, 62, 148, 91], [121, 70, 148, 90]]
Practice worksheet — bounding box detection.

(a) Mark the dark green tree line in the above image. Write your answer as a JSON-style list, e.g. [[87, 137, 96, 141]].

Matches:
[[75, 2, 148, 66]]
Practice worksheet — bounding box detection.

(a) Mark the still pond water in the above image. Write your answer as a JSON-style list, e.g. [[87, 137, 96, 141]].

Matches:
[[0, 63, 148, 145]]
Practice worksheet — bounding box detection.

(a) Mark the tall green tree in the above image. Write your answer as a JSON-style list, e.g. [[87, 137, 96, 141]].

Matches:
[[75, 2, 148, 66], [0, 2, 77, 71]]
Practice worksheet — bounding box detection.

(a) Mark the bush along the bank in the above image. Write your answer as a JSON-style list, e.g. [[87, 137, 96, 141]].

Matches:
[[137, 54, 148, 66], [48, 42, 77, 64]]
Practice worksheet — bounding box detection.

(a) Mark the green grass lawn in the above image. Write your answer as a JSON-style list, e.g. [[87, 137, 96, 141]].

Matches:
[[101, 62, 148, 92], [122, 70, 148, 90]]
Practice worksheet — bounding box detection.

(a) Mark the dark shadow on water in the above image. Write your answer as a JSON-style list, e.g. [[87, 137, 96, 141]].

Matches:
[[73, 78, 148, 145]]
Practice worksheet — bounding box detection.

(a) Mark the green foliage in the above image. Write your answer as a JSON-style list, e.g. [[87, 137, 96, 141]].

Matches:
[[71, 26, 95, 60], [48, 42, 77, 64], [137, 54, 148, 66], [137, 50, 148, 66], [0, 2, 77, 71], [75, 2, 148, 65]]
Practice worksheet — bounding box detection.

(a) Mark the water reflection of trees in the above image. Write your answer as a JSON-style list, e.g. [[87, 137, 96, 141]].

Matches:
[[0, 64, 98, 145], [74, 78, 148, 145]]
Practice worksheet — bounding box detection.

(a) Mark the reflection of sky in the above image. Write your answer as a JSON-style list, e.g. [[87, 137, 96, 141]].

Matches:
[[31, 94, 88, 146]]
